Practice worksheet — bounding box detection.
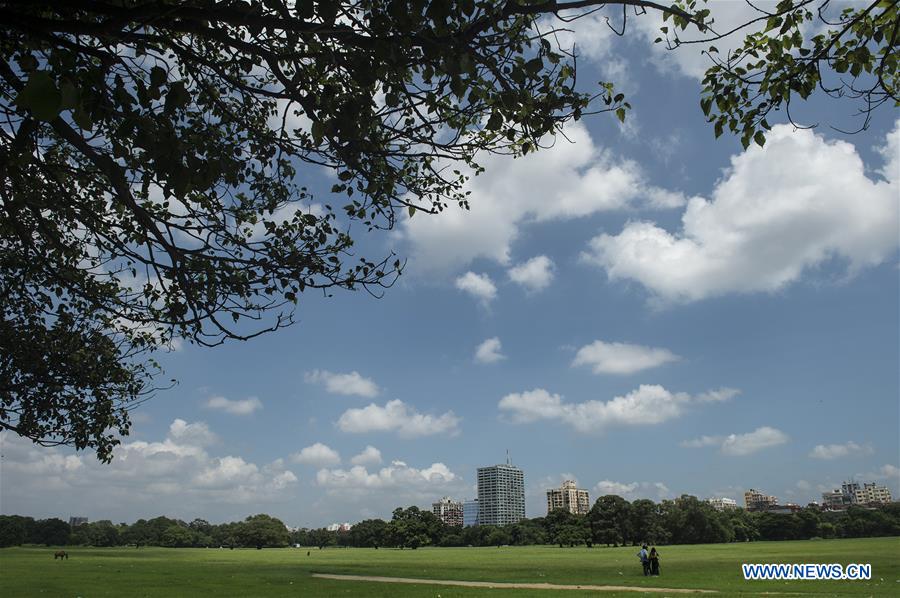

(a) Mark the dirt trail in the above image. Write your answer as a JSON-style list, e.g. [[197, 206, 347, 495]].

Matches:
[[311, 573, 718, 593]]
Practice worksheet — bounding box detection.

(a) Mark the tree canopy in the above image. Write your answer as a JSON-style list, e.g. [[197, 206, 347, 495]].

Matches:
[[1, 0, 896, 460]]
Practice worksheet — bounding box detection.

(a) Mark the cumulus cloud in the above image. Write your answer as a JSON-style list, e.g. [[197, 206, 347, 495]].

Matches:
[[498, 385, 735, 433], [337, 399, 460, 437], [628, 1, 771, 80], [304, 369, 380, 398], [475, 337, 506, 364], [0, 421, 298, 521], [859, 464, 900, 483], [350, 445, 383, 466], [291, 442, 341, 467], [317, 460, 458, 490], [508, 255, 555, 292], [593, 480, 671, 501], [572, 340, 680, 375], [455, 271, 497, 304], [583, 122, 900, 304], [682, 426, 789, 456], [168, 418, 218, 446], [809, 441, 874, 460], [399, 122, 685, 274], [205, 396, 263, 416]]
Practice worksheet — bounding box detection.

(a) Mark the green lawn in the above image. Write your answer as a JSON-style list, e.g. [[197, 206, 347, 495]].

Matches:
[[2, 538, 898, 597]]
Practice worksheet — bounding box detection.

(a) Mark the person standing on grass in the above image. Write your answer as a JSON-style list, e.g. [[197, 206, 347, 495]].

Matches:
[[637, 544, 650, 576], [649, 546, 660, 576]]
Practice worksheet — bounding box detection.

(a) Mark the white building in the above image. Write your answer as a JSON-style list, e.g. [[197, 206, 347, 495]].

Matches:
[[707, 497, 738, 511], [854, 482, 892, 505], [477, 461, 525, 526]]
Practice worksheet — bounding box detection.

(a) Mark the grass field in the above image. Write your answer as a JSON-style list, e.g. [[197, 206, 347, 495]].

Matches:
[[2, 537, 898, 597]]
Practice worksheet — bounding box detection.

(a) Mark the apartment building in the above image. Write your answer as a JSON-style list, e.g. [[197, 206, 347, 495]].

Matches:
[[546, 480, 591, 515]]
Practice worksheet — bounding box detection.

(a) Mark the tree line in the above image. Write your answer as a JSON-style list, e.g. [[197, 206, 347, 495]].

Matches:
[[2, 495, 898, 549]]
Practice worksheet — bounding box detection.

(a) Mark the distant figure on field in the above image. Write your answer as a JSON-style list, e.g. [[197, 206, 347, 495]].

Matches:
[[637, 544, 650, 576], [307, 551, 310, 556], [649, 546, 660, 576], [53, 550, 68, 560]]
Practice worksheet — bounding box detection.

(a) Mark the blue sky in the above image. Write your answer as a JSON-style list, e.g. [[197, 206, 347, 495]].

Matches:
[[2, 3, 898, 528]]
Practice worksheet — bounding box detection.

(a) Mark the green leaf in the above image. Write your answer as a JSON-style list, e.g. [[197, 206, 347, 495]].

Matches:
[[753, 131, 766, 147], [615, 107, 626, 123], [407, 205, 416, 218], [59, 79, 79, 111], [150, 66, 167, 88], [16, 71, 61, 122], [72, 104, 93, 130], [486, 111, 503, 131]]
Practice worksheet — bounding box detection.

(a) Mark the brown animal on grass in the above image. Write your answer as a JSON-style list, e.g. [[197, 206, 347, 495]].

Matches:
[[54, 550, 68, 560]]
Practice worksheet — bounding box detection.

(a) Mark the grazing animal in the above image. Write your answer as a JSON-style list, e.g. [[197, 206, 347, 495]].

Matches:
[[54, 551, 68, 560]]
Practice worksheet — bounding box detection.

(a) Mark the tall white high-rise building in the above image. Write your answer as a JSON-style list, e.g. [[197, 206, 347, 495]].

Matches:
[[477, 459, 525, 526]]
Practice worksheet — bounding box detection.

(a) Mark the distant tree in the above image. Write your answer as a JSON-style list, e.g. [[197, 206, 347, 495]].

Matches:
[[237, 514, 290, 548], [485, 526, 512, 547], [0, 515, 28, 547], [31, 518, 71, 546], [589, 495, 632, 547], [389, 506, 438, 549], [306, 528, 335, 550], [81, 520, 121, 547], [348, 518, 389, 548], [160, 524, 195, 548]]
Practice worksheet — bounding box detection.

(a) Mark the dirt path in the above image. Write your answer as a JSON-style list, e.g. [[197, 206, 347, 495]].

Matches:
[[311, 573, 718, 593]]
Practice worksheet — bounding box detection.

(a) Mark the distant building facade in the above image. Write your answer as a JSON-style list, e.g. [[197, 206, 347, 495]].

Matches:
[[432, 497, 464, 527], [546, 480, 590, 515], [707, 497, 738, 511], [463, 499, 479, 527], [326, 522, 352, 532], [854, 482, 892, 505], [744, 489, 778, 511], [477, 462, 525, 526], [821, 489, 851, 510], [823, 480, 893, 509], [69, 517, 88, 527]]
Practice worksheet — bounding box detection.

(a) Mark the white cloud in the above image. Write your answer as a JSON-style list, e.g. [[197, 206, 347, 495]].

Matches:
[[593, 480, 671, 501], [291, 442, 341, 467], [455, 271, 497, 304], [628, 1, 769, 80], [350, 445, 383, 466], [682, 426, 789, 456], [316, 460, 458, 490], [809, 441, 874, 460], [337, 399, 461, 437], [304, 369, 380, 398], [860, 464, 900, 482], [399, 122, 685, 274], [475, 337, 506, 364], [694, 388, 741, 403], [205, 396, 263, 416], [0, 421, 298, 521], [508, 256, 555, 292], [168, 418, 218, 446], [679, 435, 723, 449], [583, 122, 900, 303], [498, 385, 735, 433], [572, 340, 679, 375]]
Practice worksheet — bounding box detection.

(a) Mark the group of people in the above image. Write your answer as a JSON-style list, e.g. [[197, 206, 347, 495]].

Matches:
[[636, 544, 660, 576]]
